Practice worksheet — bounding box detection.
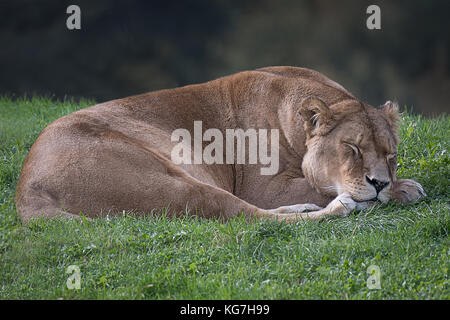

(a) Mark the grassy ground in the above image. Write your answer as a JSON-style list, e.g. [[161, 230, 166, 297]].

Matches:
[[0, 96, 448, 299]]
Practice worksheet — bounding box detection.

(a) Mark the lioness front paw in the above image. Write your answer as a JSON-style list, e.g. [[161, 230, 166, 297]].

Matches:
[[325, 193, 357, 217], [392, 179, 426, 204]]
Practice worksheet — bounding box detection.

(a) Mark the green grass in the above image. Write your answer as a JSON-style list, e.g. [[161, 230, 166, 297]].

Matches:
[[0, 96, 448, 299]]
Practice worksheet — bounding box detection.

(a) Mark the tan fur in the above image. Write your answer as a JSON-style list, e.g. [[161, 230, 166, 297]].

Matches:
[[15, 66, 425, 222]]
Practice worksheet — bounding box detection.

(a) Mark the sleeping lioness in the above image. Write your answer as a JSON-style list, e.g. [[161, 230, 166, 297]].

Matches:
[[15, 66, 425, 222]]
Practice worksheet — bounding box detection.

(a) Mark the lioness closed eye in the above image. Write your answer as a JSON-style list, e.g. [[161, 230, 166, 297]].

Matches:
[[15, 66, 425, 223]]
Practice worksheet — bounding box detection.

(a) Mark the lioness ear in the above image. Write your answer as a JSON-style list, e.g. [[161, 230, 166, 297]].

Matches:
[[299, 97, 333, 138], [381, 100, 401, 132]]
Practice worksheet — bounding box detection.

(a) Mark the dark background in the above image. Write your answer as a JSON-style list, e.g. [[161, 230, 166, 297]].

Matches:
[[0, 0, 449, 115]]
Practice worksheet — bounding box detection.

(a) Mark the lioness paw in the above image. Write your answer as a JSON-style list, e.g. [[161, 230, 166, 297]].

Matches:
[[325, 193, 357, 217], [392, 179, 426, 204]]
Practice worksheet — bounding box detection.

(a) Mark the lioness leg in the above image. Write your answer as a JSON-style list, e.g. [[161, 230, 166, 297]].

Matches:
[[17, 170, 362, 223], [270, 193, 372, 222]]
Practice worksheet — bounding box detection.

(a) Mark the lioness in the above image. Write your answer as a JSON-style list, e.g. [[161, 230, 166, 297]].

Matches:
[[15, 66, 425, 222]]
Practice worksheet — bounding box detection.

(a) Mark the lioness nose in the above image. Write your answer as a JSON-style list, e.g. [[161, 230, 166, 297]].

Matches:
[[366, 176, 389, 193]]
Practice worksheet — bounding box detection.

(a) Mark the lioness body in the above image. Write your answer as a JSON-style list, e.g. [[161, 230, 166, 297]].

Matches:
[[15, 67, 425, 222]]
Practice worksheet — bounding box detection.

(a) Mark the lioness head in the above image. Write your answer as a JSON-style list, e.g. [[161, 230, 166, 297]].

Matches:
[[300, 98, 400, 203]]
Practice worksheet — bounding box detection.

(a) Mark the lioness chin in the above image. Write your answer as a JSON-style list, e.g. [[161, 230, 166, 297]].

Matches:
[[15, 66, 425, 223]]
